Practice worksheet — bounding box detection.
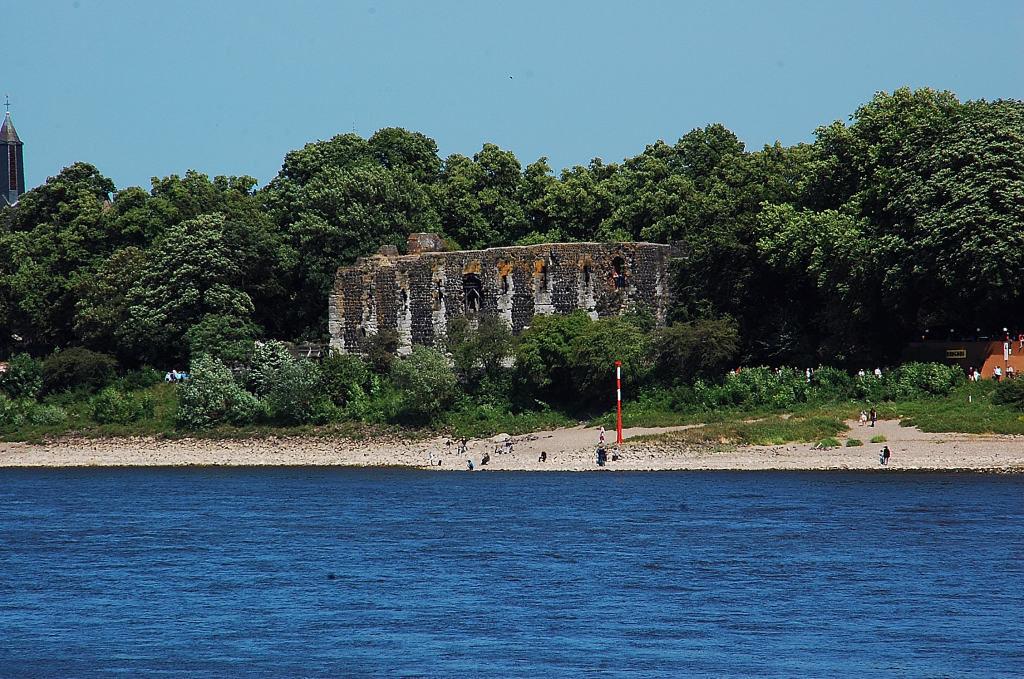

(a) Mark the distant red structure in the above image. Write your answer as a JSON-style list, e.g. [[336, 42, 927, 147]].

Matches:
[[906, 341, 1022, 379]]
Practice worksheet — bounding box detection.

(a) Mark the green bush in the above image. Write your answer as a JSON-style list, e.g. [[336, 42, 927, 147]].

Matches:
[[570, 316, 648, 401], [178, 354, 262, 429], [391, 345, 457, 422], [845, 438, 864, 447], [695, 367, 809, 410], [319, 351, 371, 408], [446, 316, 515, 385], [361, 329, 401, 375], [41, 348, 118, 395], [650, 319, 739, 383], [245, 341, 321, 425], [93, 388, 155, 425], [809, 366, 852, 400], [120, 367, 164, 391], [0, 394, 25, 427], [992, 378, 1024, 410], [870, 435, 887, 443], [0, 394, 65, 427], [882, 362, 965, 400], [0, 353, 43, 400], [28, 403, 67, 425]]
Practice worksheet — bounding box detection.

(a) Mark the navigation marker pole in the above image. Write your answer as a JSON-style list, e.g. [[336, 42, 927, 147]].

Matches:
[[616, 361, 623, 445]]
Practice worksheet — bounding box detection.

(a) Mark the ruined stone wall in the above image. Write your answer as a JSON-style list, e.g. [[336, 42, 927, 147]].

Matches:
[[329, 237, 678, 353]]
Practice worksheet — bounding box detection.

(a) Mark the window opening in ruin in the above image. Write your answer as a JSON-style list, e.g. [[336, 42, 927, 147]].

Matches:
[[463, 273, 483, 314], [501, 275, 509, 294], [540, 263, 549, 290], [583, 264, 590, 284], [433, 280, 444, 310], [612, 257, 627, 289]]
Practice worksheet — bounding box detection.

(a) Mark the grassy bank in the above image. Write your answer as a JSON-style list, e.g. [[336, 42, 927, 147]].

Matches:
[[4, 374, 1023, 446]]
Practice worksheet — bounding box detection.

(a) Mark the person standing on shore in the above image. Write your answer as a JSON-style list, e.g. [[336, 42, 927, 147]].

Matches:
[[859, 411, 867, 427], [883, 446, 891, 465], [599, 426, 606, 445], [870, 408, 876, 427]]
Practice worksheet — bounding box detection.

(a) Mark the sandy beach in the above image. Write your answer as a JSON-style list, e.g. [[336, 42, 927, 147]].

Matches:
[[1, 419, 1022, 471]]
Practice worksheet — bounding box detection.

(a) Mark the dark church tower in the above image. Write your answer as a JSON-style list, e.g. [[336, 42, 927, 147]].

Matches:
[[0, 108, 25, 208]]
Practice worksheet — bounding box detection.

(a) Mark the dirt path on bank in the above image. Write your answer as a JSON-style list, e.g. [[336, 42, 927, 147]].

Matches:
[[0, 420, 1021, 471]]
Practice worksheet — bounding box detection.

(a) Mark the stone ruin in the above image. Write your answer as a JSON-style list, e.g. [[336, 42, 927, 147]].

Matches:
[[329, 233, 682, 354]]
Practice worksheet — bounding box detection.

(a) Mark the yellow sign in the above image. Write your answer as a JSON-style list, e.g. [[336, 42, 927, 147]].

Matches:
[[946, 349, 967, 359]]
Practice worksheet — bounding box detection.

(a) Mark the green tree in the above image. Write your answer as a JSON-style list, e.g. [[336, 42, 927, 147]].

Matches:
[[569, 316, 649, 402], [41, 347, 118, 395], [434, 144, 528, 249], [289, 164, 438, 338], [390, 345, 456, 422], [177, 354, 261, 428], [0, 353, 43, 400], [515, 310, 593, 402], [319, 351, 371, 408], [245, 340, 321, 425], [0, 163, 116, 349], [122, 214, 259, 364], [649, 319, 739, 383]]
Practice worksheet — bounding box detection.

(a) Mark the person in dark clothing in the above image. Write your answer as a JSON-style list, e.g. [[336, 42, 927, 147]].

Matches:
[[869, 408, 877, 427], [481, 452, 490, 466], [539, 451, 547, 462], [883, 446, 891, 466], [596, 447, 607, 466]]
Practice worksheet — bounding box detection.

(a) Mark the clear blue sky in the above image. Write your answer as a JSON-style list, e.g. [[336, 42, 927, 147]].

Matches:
[[6, 0, 1023, 192]]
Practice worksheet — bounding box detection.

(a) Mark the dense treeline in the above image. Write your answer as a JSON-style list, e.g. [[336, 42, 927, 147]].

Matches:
[[2, 88, 1024, 374]]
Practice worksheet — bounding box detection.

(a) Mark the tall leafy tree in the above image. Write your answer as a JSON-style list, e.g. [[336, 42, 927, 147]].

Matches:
[[122, 214, 260, 364], [434, 144, 528, 249]]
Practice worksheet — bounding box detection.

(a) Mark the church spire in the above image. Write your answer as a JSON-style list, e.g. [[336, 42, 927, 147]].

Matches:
[[0, 95, 25, 207]]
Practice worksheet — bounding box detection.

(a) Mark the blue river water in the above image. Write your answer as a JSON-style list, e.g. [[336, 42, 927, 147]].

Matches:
[[1, 468, 1021, 678]]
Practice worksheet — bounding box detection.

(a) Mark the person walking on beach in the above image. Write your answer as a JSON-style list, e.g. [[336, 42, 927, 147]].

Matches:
[[599, 425, 606, 444], [883, 446, 891, 466], [859, 411, 867, 427], [869, 408, 876, 427]]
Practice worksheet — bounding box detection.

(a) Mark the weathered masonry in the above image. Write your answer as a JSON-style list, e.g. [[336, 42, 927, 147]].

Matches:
[[329, 234, 681, 353]]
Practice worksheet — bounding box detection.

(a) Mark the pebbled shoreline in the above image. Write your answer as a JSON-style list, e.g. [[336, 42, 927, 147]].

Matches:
[[0, 420, 1022, 472]]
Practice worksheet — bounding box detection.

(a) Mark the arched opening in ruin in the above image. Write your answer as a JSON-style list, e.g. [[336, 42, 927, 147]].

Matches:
[[463, 273, 483, 314], [583, 264, 591, 284], [433, 279, 444, 310], [612, 257, 627, 289]]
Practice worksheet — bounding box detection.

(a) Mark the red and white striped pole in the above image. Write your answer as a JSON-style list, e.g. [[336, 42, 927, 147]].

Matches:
[[616, 361, 623, 444]]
